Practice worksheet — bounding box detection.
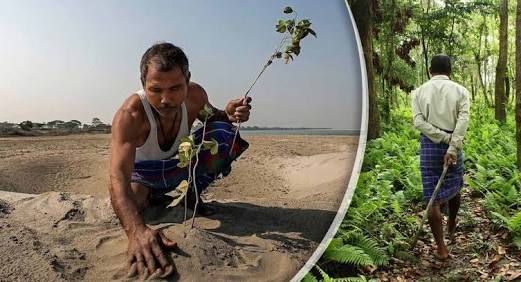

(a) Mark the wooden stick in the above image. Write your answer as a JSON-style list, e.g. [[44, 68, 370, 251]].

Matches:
[[410, 163, 449, 249]]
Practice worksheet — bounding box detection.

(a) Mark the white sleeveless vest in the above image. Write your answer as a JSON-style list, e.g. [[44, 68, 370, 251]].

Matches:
[[135, 90, 189, 161]]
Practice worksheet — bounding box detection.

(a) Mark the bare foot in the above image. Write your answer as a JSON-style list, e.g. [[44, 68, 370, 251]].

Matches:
[[434, 244, 449, 260]]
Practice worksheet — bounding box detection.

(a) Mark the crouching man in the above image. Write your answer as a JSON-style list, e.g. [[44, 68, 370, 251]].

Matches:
[[109, 42, 251, 279]]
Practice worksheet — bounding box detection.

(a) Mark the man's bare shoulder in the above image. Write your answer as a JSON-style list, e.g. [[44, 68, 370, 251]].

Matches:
[[112, 94, 148, 143], [115, 94, 145, 122], [187, 82, 208, 104], [186, 82, 209, 112]]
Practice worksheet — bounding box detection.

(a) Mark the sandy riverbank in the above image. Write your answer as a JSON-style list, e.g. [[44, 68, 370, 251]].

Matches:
[[0, 134, 358, 281]]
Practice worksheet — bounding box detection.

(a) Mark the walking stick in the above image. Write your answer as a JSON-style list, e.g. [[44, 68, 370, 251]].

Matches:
[[410, 163, 449, 249]]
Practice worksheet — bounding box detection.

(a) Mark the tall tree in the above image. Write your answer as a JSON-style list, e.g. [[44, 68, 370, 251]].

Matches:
[[495, 0, 508, 122], [516, 0, 521, 170], [351, 0, 380, 140]]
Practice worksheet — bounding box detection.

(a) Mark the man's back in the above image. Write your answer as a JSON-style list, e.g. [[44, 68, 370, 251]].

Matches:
[[412, 75, 469, 132]]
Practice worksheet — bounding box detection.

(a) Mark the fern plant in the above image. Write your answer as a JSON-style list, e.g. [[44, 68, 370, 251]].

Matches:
[[323, 230, 389, 269], [303, 266, 371, 282]]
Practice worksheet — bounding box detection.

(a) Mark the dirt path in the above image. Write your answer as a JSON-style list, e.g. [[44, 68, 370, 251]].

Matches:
[[371, 187, 521, 282]]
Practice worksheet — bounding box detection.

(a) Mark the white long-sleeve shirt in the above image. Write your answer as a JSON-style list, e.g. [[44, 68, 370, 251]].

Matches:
[[411, 75, 470, 156]]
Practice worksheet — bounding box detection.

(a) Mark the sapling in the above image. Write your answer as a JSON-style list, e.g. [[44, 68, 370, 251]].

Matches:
[[166, 105, 218, 229], [166, 6, 316, 230], [229, 6, 317, 154]]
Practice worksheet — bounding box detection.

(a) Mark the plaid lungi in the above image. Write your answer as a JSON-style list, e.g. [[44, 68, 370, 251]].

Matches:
[[420, 134, 464, 205], [131, 121, 249, 195]]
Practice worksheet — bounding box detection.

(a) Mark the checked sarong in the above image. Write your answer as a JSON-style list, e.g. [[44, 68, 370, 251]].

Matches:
[[420, 134, 464, 205], [131, 121, 249, 195]]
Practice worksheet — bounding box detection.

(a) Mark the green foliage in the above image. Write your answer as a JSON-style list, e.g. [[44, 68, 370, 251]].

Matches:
[[324, 238, 375, 267], [315, 104, 520, 279], [202, 138, 219, 155], [177, 135, 195, 168], [199, 104, 214, 120], [339, 230, 389, 266], [274, 6, 316, 63], [306, 266, 371, 282], [302, 272, 320, 282], [461, 106, 521, 246], [314, 0, 519, 279], [166, 180, 189, 207]]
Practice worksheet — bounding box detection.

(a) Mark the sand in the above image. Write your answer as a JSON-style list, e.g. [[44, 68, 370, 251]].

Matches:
[[0, 134, 358, 281]]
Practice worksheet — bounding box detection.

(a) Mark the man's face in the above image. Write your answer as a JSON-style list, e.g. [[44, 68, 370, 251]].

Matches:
[[144, 64, 189, 117]]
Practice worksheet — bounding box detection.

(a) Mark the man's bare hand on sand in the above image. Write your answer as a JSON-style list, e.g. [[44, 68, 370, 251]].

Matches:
[[126, 227, 177, 280]]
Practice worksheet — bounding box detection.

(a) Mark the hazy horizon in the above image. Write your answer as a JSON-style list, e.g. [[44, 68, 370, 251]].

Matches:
[[0, 1, 363, 130]]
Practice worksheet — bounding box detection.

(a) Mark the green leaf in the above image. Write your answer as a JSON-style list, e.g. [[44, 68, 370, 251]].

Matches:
[[297, 19, 312, 28], [285, 19, 295, 32], [180, 135, 194, 144], [283, 6, 293, 14], [210, 139, 219, 155], [508, 211, 521, 233], [315, 265, 332, 281], [276, 20, 286, 33], [308, 28, 317, 37], [204, 104, 213, 115], [166, 180, 189, 207], [324, 239, 375, 267], [293, 46, 301, 56], [177, 140, 194, 168], [199, 104, 214, 119], [202, 138, 219, 155], [302, 272, 319, 282]]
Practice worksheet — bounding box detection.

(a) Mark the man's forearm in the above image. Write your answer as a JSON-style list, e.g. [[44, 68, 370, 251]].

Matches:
[[413, 115, 451, 144], [109, 176, 146, 236]]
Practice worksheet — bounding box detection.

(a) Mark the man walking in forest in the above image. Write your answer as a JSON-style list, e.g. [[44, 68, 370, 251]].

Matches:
[[412, 54, 470, 260]]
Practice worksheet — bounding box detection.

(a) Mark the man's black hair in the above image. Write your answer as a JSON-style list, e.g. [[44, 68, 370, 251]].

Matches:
[[430, 54, 451, 75], [140, 42, 190, 86]]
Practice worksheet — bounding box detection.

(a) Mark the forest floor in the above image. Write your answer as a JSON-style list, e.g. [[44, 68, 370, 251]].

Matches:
[[371, 186, 521, 282]]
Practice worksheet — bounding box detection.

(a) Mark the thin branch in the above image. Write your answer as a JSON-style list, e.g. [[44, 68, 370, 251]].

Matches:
[[190, 116, 209, 229]]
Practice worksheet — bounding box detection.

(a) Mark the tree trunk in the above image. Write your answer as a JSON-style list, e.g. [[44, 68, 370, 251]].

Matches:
[[476, 55, 490, 106], [420, 1, 430, 80], [471, 71, 475, 101], [506, 76, 510, 103], [381, 0, 397, 122], [351, 0, 380, 140], [421, 33, 430, 80], [475, 16, 489, 106], [516, 0, 521, 167], [495, 0, 508, 123]]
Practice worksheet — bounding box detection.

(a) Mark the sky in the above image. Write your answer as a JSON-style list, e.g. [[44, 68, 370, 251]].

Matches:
[[0, 0, 363, 130]]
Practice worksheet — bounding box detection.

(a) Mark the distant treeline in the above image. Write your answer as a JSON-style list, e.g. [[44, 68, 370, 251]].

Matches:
[[0, 118, 111, 137]]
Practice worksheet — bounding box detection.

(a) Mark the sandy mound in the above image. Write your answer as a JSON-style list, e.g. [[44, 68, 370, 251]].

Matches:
[[0, 134, 358, 281]]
